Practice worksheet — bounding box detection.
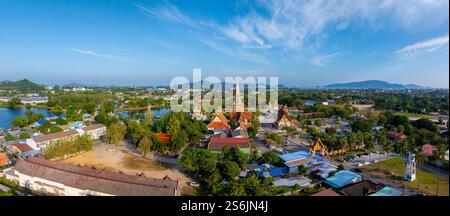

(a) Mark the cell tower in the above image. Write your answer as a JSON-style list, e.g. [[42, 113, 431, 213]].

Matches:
[[404, 152, 416, 182]]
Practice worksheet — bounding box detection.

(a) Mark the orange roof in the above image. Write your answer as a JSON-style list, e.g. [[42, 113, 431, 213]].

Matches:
[[155, 133, 171, 144], [208, 121, 229, 129], [0, 153, 9, 166], [231, 112, 252, 120], [216, 112, 229, 126]]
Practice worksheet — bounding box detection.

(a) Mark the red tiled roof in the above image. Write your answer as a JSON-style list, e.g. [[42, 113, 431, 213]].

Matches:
[[208, 137, 250, 151], [13, 157, 178, 196], [10, 143, 33, 153], [387, 131, 407, 140], [155, 133, 171, 144], [311, 189, 342, 196]]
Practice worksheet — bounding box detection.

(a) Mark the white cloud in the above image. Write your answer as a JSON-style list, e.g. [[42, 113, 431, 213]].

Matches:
[[220, 0, 449, 50], [69, 48, 128, 61], [200, 39, 269, 65], [135, 2, 199, 28], [394, 35, 449, 58], [310, 52, 347, 66]]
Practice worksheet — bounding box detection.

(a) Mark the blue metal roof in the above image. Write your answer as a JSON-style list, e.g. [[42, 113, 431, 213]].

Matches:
[[324, 170, 362, 189], [268, 167, 289, 177], [279, 151, 312, 162]]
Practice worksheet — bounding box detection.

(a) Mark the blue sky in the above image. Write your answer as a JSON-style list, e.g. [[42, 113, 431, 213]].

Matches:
[[0, 0, 448, 87]]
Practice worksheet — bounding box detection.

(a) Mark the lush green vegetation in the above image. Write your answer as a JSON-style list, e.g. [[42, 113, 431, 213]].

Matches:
[[264, 131, 285, 145], [105, 123, 127, 145], [179, 147, 316, 196], [43, 134, 94, 159], [363, 157, 449, 196], [0, 79, 45, 92]]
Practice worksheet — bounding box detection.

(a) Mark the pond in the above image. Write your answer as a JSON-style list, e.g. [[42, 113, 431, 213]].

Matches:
[[117, 108, 172, 120], [0, 107, 56, 129]]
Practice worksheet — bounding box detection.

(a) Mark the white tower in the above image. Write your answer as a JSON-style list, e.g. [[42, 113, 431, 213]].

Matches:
[[234, 80, 244, 112], [404, 152, 417, 182]]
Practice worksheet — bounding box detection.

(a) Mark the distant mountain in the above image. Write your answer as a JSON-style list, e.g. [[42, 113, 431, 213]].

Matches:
[[325, 80, 425, 89], [64, 82, 86, 87], [0, 79, 45, 92]]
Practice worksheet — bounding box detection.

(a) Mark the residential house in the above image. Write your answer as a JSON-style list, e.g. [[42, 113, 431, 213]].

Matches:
[[208, 137, 250, 154], [81, 124, 106, 140]]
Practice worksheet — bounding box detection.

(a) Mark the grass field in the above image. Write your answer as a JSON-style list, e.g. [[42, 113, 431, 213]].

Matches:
[[362, 157, 449, 196], [394, 112, 439, 119]]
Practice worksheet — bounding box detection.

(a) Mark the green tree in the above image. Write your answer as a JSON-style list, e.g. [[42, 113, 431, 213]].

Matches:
[[4, 133, 16, 141], [178, 148, 218, 178], [105, 123, 127, 145], [258, 151, 282, 166], [49, 126, 63, 134], [224, 147, 249, 167], [19, 132, 30, 139], [138, 135, 152, 157], [11, 116, 28, 128], [50, 105, 64, 116], [297, 165, 308, 176], [239, 174, 263, 196], [220, 161, 241, 181], [169, 130, 189, 151], [415, 151, 427, 191], [7, 97, 21, 108], [55, 117, 68, 125]]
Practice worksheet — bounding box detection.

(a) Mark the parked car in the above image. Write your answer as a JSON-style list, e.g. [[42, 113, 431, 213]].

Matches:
[[106, 147, 115, 152]]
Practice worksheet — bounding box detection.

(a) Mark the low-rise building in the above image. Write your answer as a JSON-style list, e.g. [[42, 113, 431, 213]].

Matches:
[[26, 124, 106, 150], [4, 157, 178, 196], [208, 137, 250, 154], [27, 130, 80, 150], [81, 124, 106, 140]]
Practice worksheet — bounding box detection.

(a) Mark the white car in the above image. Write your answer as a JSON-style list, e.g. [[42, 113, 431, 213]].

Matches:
[[190, 182, 200, 187], [106, 147, 115, 152], [364, 161, 370, 165], [357, 163, 364, 167]]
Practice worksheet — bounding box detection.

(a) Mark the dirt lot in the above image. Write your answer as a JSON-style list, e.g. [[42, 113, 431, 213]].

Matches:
[[61, 144, 197, 195]]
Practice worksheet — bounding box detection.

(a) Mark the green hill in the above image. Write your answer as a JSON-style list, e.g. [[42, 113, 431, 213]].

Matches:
[[0, 79, 45, 92]]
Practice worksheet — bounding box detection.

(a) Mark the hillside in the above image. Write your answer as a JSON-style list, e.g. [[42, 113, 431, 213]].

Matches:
[[0, 79, 45, 92], [325, 80, 424, 89]]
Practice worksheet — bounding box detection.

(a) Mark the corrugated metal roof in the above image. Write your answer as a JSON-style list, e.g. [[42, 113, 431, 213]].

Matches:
[[13, 157, 177, 196]]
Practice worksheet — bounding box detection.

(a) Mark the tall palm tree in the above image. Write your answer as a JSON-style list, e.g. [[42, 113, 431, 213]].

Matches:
[[432, 144, 447, 196], [415, 151, 427, 191]]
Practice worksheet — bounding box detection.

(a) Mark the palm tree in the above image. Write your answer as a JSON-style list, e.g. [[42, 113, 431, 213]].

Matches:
[[348, 132, 357, 153], [415, 151, 427, 191], [432, 144, 447, 196]]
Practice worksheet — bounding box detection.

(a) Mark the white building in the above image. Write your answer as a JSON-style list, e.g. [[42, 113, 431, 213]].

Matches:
[[25, 124, 106, 150], [4, 157, 178, 196]]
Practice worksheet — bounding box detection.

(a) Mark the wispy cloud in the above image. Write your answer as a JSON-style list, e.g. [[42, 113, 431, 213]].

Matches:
[[394, 35, 449, 58], [134, 0, 448, 64], [200, 39, 269, 65], [69, 48, 128, 61], [144, 37, 184, 50], [219, 0, 448, 50], [310, 52, 347, 66], [134, 2, 198, 27]]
